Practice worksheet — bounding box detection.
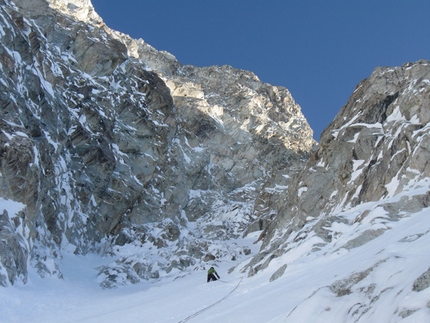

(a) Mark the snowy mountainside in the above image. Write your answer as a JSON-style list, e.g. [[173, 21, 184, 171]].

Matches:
[[244, 61, 430, 321], [0, 0, 429, 321], [251, 60, 430, 265], [2, 191, 430, 322], [0, 0, 314, 288]]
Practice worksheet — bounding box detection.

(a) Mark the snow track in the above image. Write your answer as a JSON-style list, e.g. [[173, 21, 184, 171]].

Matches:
[[178, 278, 243, 323]]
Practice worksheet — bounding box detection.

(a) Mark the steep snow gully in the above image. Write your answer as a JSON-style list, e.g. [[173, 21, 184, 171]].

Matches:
[[1, 0, 430, 322], [2, 196, 430, 323]]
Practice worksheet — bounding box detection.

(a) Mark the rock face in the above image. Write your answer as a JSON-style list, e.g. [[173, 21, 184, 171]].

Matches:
[[253, 60, 430, 260], [234, 60, 430, 322], [0, 0, 314, 286], [246, 60, 430, 318], [250, 60, 430, 271]]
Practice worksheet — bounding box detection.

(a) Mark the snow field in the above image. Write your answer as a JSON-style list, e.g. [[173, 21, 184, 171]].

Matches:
[[2, 190, 430, 322]]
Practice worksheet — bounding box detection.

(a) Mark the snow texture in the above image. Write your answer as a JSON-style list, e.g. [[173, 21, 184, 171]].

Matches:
[[1, 182, 430, 322]]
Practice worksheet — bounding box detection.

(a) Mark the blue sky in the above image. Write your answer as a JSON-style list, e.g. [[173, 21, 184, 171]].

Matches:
[[92, 0, 430, 140]]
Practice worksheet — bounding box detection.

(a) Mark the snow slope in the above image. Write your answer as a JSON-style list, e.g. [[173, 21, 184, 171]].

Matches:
[[2, 183, 430, 323]]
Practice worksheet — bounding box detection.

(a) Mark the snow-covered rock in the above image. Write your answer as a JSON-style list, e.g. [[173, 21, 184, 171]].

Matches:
[[246, 60, 430, 321], [0, 0, 314, 287], [1, 0, 430, 321]]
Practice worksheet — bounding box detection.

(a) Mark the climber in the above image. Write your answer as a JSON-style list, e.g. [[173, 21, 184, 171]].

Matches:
[[207, 266, 220, 282]]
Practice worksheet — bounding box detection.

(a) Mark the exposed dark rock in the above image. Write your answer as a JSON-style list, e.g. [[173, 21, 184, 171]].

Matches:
[[413, 267, 430, 292]]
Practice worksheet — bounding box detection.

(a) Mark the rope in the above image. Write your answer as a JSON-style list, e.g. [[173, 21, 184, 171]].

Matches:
[[178, 278, 243, 323]]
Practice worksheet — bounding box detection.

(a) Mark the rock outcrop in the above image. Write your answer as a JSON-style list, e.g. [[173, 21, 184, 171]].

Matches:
[[248, 60, 430, 275], [0, 0, 314, 286], [241, 60, 430, 322]]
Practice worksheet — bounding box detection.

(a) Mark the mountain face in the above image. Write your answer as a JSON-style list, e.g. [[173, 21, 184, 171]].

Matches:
[[244, 61, 430, 320], [248, 60, 430, 271], [1, 3, 430, 319], [0, 0, 314, 287]]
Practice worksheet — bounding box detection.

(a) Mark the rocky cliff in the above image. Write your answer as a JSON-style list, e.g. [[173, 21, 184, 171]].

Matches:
[[245, 60, 430, 320], [2, 4, 429, 314], [0, 0, 314, 287], [250, 60, 430, 268]]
